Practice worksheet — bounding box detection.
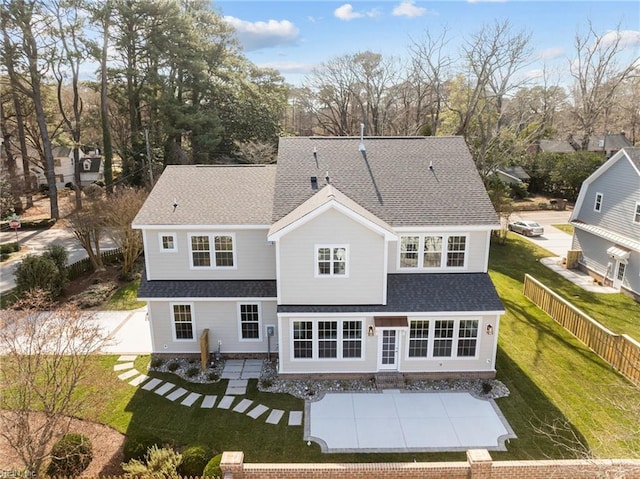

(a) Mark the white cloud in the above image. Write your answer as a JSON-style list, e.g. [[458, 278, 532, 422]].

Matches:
[[223, 16, 299, 52], [537, 47, 564, 60], [392, 1, 426, 18], [334, 4, 380, 21], [600, 30, 640, 49], [257, 61, 317, 75], [467, 0, 508, 3]]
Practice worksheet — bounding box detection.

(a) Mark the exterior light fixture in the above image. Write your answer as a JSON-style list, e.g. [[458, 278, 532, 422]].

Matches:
[[368, 325, 375, 336], [486, 324, 494, 335]]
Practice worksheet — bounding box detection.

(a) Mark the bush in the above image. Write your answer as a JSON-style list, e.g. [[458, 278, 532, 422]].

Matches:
[[206, 371, 219, 381], [150, 357, 164, 368], [0, 242, 20, 254], [65, 182, 74, 189], [122, 445, 181, 478], [46, 433, 93, 477], [186, 366, 200, 378], [167, 361, 179, 372], [178, 444, 213, 477], [14, 255, 64, 299], [202, 453, 223, 478], [123, 433, 162, 462]]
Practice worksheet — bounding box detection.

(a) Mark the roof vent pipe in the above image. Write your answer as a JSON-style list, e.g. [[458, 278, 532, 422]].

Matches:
[[359, 123, 366, 152]]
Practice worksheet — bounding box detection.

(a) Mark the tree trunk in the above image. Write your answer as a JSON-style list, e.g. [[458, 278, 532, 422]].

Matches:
[[100, 2, 114, 194]]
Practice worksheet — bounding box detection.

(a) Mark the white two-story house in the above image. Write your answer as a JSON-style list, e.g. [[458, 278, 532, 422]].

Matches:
[[570, 147, 640, 299], [133, 136, 504, 378]]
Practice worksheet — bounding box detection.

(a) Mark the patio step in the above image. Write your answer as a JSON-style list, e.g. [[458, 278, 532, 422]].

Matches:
[[374, 373, 405, 390]]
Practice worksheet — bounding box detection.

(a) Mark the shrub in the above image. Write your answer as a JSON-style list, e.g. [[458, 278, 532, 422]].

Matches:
[[202, 453, 223, 478], [0, 242, 20, 254], [482, 381, 493, 395], [44, 244, 69, 283], [123, 433, 162, 462], [206, 371, 219, 381], [186, 366, 200, 378], [14, 255, 63, 299], [46, 433, 93, 477], [167, 361, 179, 372], [178, 444, 212, 477], [122, 445, 181, 478], [150, 357, 164, 368], [260, 378, 272, 389]]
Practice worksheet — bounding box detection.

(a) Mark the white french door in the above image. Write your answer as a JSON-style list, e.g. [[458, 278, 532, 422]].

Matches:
[[613, 260, 626, 290], [378, 329, 399, 370]]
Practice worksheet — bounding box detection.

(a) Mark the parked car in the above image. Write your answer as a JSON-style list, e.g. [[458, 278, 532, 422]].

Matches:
[[508, 220, 544, 236]]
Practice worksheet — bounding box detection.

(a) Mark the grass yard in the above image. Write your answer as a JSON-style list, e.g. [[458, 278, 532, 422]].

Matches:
[[72, 232, 640, 463], [104, 280, 146, 310], [551, 223, 574, 235]]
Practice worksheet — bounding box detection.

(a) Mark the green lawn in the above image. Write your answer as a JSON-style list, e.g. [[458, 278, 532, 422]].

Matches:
[[551, 223, 574, 235], [104, 280, 147, 310], [78, 234, 640, 462]]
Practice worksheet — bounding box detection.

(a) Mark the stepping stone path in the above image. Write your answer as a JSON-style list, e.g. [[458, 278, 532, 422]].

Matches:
[[113, 355, 304, 428]]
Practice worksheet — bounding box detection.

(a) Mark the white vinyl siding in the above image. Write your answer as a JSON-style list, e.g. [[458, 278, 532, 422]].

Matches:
[[291, 319, 363, 360], [594, 192, 603, 212], [398, 234, 468, 270]]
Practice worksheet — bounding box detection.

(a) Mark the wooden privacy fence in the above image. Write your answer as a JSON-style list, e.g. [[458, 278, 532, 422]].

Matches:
[[523, 274, 640, 387], [66, 248, 123, 280]]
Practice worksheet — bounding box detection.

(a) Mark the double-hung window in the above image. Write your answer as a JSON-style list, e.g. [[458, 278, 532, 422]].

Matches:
[[172, 304, 194, 341], [292, 320, 363, 359], [399, 234, 467, 269], [408, 320, 429, 357], [316, 245, 348, 277], [433, 320, 455, 357], [457, 320, 479, 357], [239, 303, 261, 340], [189, 233, 235, 268], [634, 202, 640, 224], [594, 193, 603, 212], [159, 233, 177, 252]]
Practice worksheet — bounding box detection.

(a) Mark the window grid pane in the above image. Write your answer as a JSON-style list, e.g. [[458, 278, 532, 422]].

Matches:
[[318, 321, 337, 358], [342, 321, 362, 358], [400, 236, 419, 268], [446, 236, 466, 267], [457, 320, 478, 357], [318, 248, 330, 275], [162, 235, 174, 250], [423, 236, 442, 267], [293, 321, 313, 358], [409, 320, 429, 357], [214, 236, 234, 267], [191, 236, 211, 267], [240, 304, 259, 339], [635, 203, 640, 223], [173, 304, 193, 340], [333, 248, 346, 275], [433, 320, 454, 357]]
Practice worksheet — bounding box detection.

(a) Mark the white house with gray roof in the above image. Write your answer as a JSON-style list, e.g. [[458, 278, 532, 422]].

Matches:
[[133, 136, 505, 378], [570, 147, 640, 299]]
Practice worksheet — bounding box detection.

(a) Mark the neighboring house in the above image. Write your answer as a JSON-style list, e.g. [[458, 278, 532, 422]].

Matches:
[[587, 133, 633, 159], [570, 147, 640, 299], [494, 165, 530, 186], [133, 136, 505, 378], [536, 139, 576, 154]]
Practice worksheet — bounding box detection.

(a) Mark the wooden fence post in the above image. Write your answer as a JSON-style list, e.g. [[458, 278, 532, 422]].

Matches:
[[200, 329, 209, 371]]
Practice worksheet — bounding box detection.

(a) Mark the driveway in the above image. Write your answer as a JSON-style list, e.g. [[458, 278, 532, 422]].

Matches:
[[305, 390, 515, 453], [510, 210, 573, 258]]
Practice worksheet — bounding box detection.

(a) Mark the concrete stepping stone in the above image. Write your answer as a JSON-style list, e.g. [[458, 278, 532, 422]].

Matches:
[[225, 379, 247, 395], [129, 374, 149, 387], [118, 369, 139, 380], [117, 355, 137, 362], [233, 399, 253, 413], [181, 392, 202, 407], [114, 362, 135, 371], [266, 409, 284, 425], [217, 396, 235, 409], [288, 411, 303, 426], [247, 404, 268, 419], [221, 360, 244, 379], [201, 395, 217, 408], [141, 378, 162, 391], [166, 387, 188, 401], [154, 382, 175, 396]]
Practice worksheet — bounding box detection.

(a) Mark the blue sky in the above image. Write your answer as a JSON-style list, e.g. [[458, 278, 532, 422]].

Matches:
[[214, 1, 640, 86]]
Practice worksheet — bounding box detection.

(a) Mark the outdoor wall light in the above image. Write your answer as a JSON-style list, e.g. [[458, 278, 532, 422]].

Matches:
[[368, 325, 375, 336], [486, 324, 494, 335]]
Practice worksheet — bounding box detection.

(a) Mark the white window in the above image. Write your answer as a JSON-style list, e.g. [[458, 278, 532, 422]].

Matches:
[[238, 303, 261, 341], [83, 160, 91, 171], [398, 235, 467, 269], [171, 303, 195, 341], [594, 193, 603, 212], [316, 245, 348, 277], [408, 318, 479, 359], [634, 202, 640, 224], [408, 320, 429, 358], [189, 233, 236, 269], [292, 320, 363, 359], [159, 233, 177, 252]]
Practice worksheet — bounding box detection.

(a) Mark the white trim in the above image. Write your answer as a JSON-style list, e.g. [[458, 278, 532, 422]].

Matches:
[[397, 234, 469, 271], [158, 232, 178, 253], [187, 232, 237, 270], [314, 244, 349, 278], [275, 241, 282, 302], [382, 240, 389, 305], [170, 302, 196, 342], [139, 297, 277, 302], [593, 192, 603, 212], [393, 225, 498, 233], [134, 224, 270, 230], [482, 230, 491, 272], [237, 302, 263, 342], [277, 310, 505, 318], [142, 230, 152, 280]]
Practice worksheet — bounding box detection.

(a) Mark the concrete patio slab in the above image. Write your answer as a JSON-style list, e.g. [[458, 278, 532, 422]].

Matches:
[[288, 411, 303, 426], [181, 392, 202, 407], [114, 362, 134, 371], [201, 395, 217, 408], [141, 378, 162, 391], [233, 399, 253, 413], [266, 409, 284, 425], [154, 382, 175, 396], [166, 387, 188, 402], [306, 391, 515, 453], [247, 404, 269, 419], [117, 369, 139, 380], [217, 396, 235, 409], [129, 374, 149, 387]]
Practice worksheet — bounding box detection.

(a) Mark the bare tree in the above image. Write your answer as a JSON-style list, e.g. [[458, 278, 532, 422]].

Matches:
[[0, 291, 105, 476], [104, 187, 147, 277], [570, 22, 640, 149], [65, 185, 106, 271]]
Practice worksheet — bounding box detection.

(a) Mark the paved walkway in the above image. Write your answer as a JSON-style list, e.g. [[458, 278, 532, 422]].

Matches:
[[540, 257, 619, 294], [113, 356, 303, 427]]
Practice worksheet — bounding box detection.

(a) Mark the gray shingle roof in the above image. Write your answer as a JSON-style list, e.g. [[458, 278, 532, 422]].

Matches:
[[277, 273, 503, 313], [624, 147, 640, 172], [133, 165, 277, 226], [81, 157, 101, 173], [538, 140, 575, 153], [138, 278, 277, 299], [588, 134, 633, 152], [272, 136, 499, 227]]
